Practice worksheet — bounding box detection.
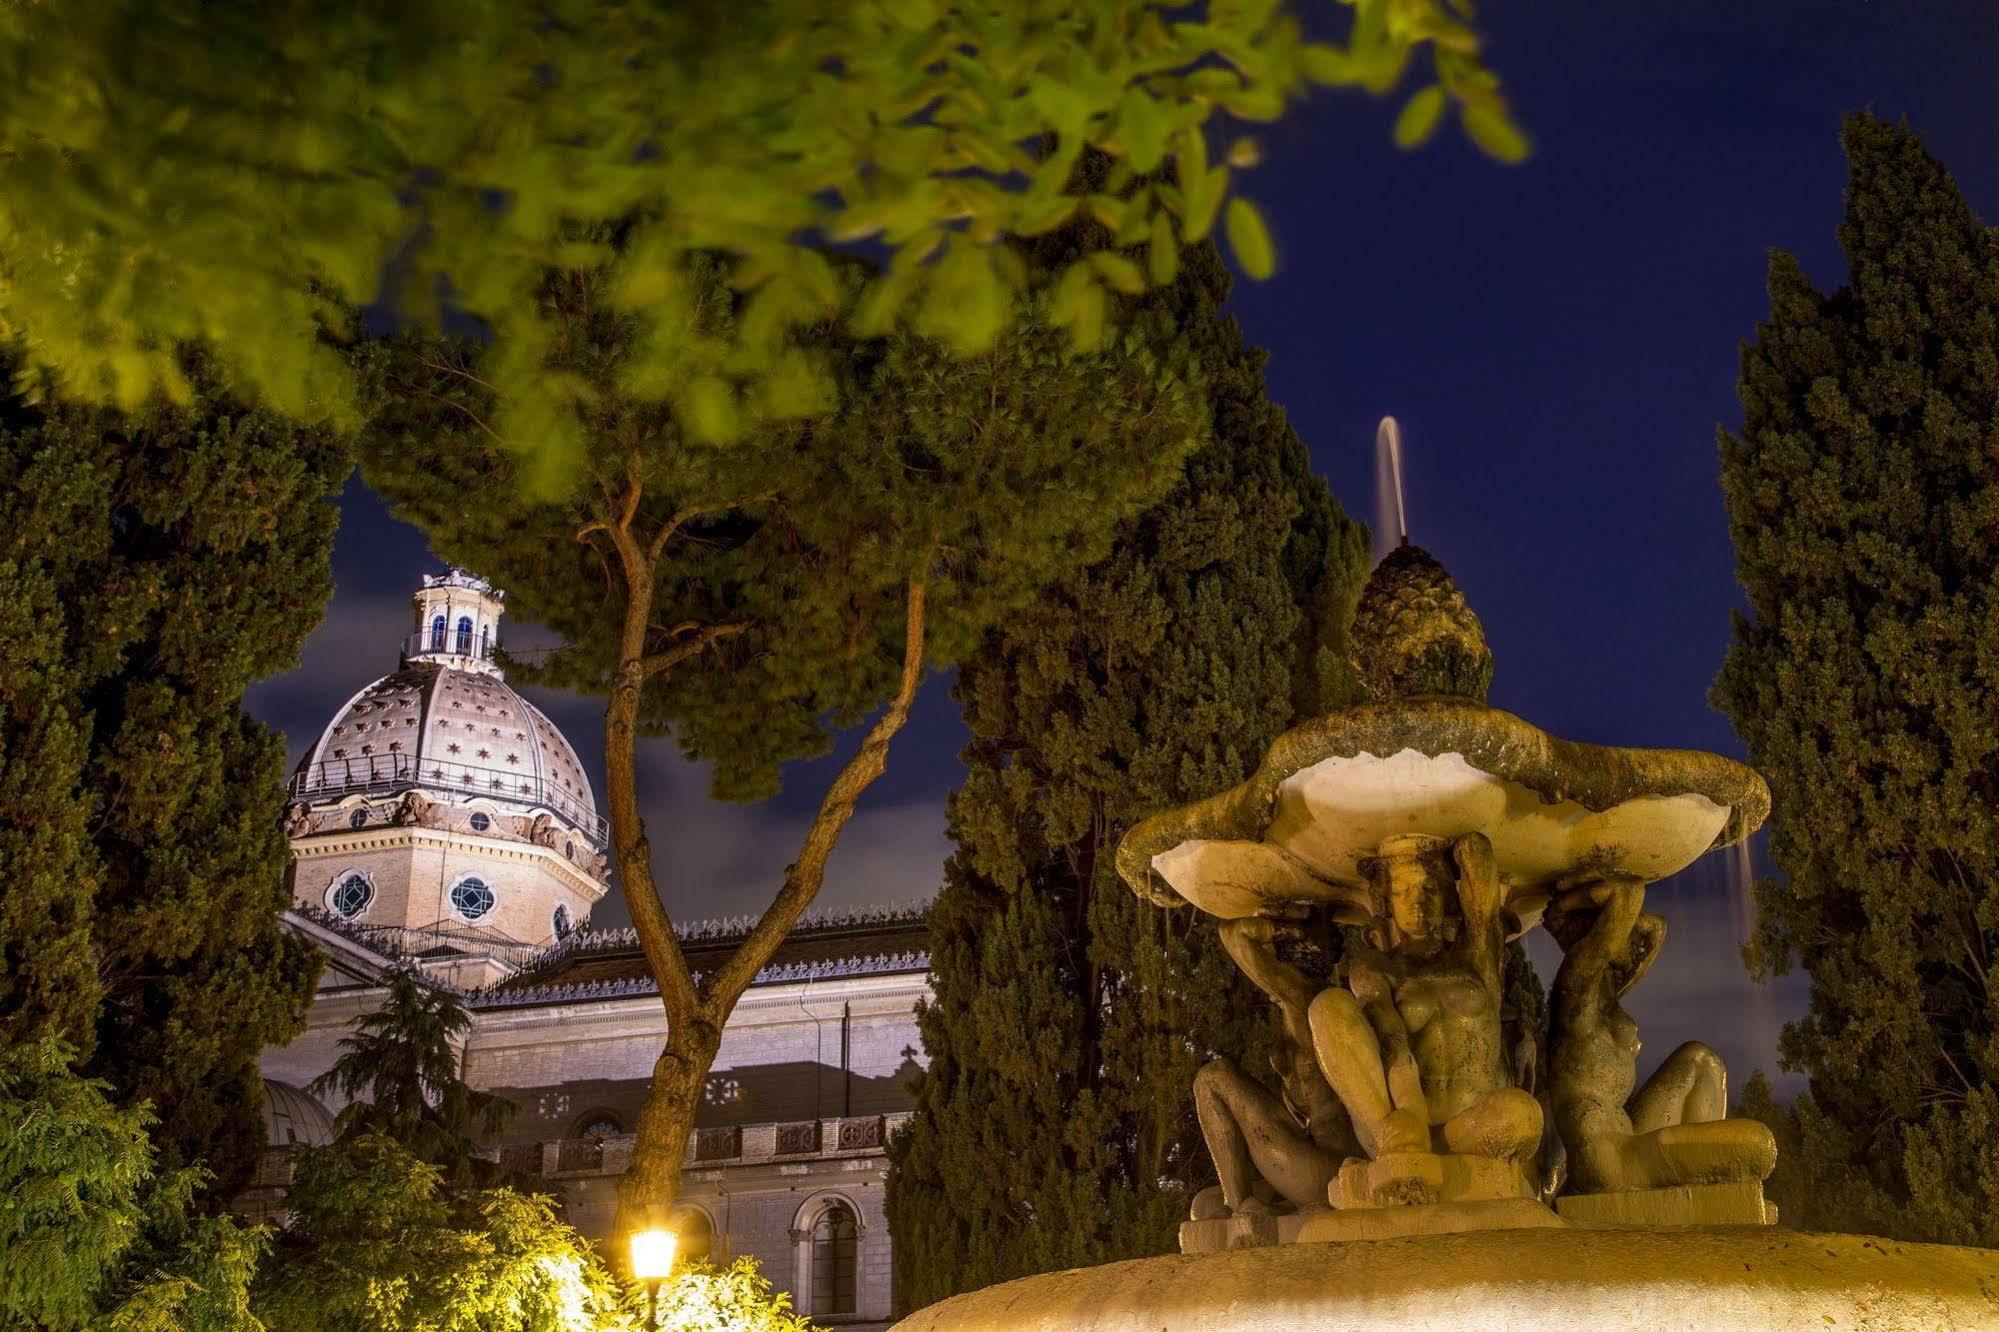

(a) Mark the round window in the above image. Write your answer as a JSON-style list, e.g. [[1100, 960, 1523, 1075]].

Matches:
[[348, 807, 368, 830], [330, 873, 373, 918], [450, 876, 495, 921], [469, 811, 491, 832]]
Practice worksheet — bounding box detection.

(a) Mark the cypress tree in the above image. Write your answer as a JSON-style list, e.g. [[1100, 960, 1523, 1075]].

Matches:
[[0, 361, 342, 1188], [1714, 113, 1999, 1245], [884, 242, 1369, 1310]]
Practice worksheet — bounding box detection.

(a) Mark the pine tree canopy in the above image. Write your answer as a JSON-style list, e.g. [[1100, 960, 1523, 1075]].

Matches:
[[883, 239, 1370, 1309], [0, 354, 344, 1189], [360, 260, 1208, 802], [1715, 112, 1999, 1247], [311, 969, 517, 1186], [0, 0, 1523, 477]]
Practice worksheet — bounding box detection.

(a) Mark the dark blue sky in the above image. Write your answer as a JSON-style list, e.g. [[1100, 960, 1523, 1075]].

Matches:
[[246, 1, 1999, 1088]]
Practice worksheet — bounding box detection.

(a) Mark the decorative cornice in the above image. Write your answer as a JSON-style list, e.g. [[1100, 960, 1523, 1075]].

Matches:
[[470, 950, 931, 1010], [512, 899, 929, 974]]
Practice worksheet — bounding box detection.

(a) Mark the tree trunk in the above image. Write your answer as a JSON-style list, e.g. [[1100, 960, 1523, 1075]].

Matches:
[[617, 1021, 721, 1230], [603, 564, 929, 1240]]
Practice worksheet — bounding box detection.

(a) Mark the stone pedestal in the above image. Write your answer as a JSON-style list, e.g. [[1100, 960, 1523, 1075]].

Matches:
[[1179, 1209, 1320, 1255], [1296, 1196, 1565, 1243], [1554, 1179, 1776, 1228], [1334, 1151, 1535, 1209]]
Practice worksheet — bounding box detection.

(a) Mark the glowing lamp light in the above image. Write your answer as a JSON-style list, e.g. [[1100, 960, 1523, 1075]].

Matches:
[[630, 1226, 677, 1282]]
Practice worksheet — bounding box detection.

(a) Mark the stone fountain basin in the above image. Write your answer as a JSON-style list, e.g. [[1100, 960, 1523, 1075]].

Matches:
[[1120, 699, 1769, 921], [891, 1227, 1999, 1331]]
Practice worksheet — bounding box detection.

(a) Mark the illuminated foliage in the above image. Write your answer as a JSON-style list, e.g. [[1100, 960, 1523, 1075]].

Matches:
[[650, 1259, 814, 1332], [884, 239, 1369, 1306], [0, 0, 1522, 477], [1716, 113, 1999, 1246], [0, 357, 342, 1191], [254, 1134, 636, 1332], [0, 1040, 266, 1332]]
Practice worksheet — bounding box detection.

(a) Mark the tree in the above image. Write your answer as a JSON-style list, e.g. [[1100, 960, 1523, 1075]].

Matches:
[[1714, 112, 1999, 1246], [650, 1258, 815, 1332], [883, 239, 1368, 1308], [0, 1040, 265, 1332], [0, 359, 344, 1190], [0, 0, 1521, 474], [360, 253, 1208, 1232], [310, 968, 516, 1185], [253, 1134, 635, 1332]]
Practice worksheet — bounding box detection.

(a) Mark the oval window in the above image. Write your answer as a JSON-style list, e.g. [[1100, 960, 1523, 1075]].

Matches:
[[450, 876, 495, 921], [348, 807, 368, 830], [330, 873, 373, 918], [552, 903, 573, 939], [469, 811, 491, 832]]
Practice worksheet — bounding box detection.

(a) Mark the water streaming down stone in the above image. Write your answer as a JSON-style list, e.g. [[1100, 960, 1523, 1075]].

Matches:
[[1374, 415, 1409, 565]]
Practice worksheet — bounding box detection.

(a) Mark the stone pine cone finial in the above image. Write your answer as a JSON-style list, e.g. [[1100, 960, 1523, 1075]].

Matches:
[[1349, 544, 1494, 703]]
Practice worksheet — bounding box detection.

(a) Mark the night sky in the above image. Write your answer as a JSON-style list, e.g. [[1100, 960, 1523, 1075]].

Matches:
[[244, 1, 1999, 1092]]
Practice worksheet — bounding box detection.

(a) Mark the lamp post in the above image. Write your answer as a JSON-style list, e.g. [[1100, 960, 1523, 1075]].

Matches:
[[629, 1218, 677, 1328]]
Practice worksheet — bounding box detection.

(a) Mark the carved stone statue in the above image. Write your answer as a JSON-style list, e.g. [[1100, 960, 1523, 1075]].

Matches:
[[1547, 877, 1776, 1201], [282, 801, 314, 837], [393, 789, 431, 827], [1190, 915, 1357, 1222], [529, 812, 560, 848], [1307, 832, 1542, 1205]]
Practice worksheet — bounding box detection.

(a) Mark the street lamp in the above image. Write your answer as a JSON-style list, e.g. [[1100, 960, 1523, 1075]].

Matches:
[[630, 1221, 677, 1328]]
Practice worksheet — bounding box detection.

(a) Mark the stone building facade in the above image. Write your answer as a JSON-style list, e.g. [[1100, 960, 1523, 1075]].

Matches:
[[257, 571, 928, 1329]]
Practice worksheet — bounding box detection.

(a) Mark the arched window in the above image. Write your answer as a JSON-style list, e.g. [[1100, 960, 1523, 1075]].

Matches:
[[429, 614, 447, 651], [573, 1112, 621, 1142], [552, 903, 573, 939], [450, 876, 495, 921], [676, 1208, 715, 1267], [455, 616, 474, 655], [330, 873, 372, 918], [810, 1203, 857, 1317]]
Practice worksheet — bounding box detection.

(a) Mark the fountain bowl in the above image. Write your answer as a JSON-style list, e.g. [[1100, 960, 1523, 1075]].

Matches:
[[891, 1226, 1999, 1331]]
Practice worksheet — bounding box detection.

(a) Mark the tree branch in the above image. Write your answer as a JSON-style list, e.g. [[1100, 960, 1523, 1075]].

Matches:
[[700, 577, 929, 1014], [639, 621, 752, 678]]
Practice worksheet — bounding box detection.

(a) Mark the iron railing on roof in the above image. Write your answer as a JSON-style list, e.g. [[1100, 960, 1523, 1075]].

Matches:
[[289, 752, 606, 845]]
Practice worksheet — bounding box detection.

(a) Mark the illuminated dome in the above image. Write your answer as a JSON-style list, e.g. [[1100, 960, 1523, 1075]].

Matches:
[[263, 1079, 335, 1149], [288, 570, 603, 851]]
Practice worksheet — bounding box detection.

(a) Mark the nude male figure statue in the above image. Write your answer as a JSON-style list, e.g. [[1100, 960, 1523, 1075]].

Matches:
[[1546, 876, 1776, 1194], [1306, 832, 1542, 1167], [1190, 913, 1359, 1221]]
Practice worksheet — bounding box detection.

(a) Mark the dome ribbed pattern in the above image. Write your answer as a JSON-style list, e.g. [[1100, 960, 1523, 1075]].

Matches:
[[294, 662, 597, 831], [1349, 544, 1494, 703]]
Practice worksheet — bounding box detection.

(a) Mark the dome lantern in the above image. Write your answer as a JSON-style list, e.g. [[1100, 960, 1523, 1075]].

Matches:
[[405, 568, 505, 675]]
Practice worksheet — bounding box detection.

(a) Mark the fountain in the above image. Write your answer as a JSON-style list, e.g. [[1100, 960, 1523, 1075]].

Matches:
[[895, 458, 1999, 1328]]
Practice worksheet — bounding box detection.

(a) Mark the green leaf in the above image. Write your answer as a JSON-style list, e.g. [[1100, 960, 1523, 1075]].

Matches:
[[1299, 44, 1355, 85], [1224, 197, 1275, 279], [1118, 87, 1170, 174], [683, 376, 740, 443], [1089, 251, 1147, 295], [1462, 104, 1531, 163], [1052, 262, 1106, 351], [1147, 211, 1180, 287], [1393, 86, 1448, 149]]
